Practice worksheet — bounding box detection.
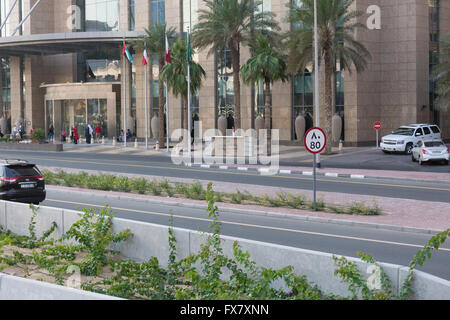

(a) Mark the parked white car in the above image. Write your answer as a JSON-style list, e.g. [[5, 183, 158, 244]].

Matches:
[[380, 124, 441, 154], [411, 140, 449, 165]]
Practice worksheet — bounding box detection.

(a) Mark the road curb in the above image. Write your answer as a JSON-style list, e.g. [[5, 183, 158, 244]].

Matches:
[[46, 186, 443, 236], [181, 162, 450, 184]]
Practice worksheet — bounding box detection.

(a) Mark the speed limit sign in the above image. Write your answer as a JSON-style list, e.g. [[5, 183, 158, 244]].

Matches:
[[304, 127, 327, 154]]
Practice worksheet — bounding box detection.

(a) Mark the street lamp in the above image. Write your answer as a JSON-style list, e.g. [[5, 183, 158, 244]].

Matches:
[[313, 0, 321, 168]]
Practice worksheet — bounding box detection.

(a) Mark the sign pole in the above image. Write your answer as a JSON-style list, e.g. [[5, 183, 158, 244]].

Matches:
[[376, 130, 379, 149], [304, 127, 326, 213], [313, 153, 317, 211]]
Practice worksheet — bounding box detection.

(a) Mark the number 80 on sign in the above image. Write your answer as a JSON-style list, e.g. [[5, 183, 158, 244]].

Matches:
[[304, 127, 327, 154]]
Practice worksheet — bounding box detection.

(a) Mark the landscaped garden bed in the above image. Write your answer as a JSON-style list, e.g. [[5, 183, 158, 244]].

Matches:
[[41, 169, 382, 216]]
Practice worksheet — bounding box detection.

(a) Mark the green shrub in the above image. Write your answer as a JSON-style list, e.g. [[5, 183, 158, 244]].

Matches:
[[31, 128, 46, 142], [114, 176, 132, 193], [61, 206, 132, 276], [132, 178, 149, 194]]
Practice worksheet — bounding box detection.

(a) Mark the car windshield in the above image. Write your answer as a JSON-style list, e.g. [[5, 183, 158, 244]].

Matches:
[[424, 141, 444, 148], [392, 128, 415, 136], [5, 165, 41, 177]]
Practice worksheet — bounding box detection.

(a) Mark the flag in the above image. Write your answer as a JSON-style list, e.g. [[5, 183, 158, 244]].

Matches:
[[142, 49, 149, 66], [165, 35, 172, 64], [122, 42, 134, 64]]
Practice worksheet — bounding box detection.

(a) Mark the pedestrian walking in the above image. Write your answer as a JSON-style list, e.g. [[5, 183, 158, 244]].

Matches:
[[19, 123, 25, 139], [95, 125, 101, 143], [12, 125, 17, 138], [72, 126, 79, 144], [61, 130, 67, 142], [48, 124, 54, 142], [88, 124, 94, 144]]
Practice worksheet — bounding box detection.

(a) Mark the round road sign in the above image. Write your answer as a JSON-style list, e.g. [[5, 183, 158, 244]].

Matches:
[[374, 122, 382, 130], [304, 127, 327, 154]]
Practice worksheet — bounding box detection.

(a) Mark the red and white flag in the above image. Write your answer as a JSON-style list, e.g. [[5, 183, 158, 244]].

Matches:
[[142, 49, 149, 66], [165, 35, 172, 64]]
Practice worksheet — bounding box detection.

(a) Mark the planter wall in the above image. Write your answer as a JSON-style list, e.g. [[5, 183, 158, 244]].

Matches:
[[295, 114, 306, 141], [255, 116, 265, 132], [0, 143, 63, 152], [218, 115, 227, 136], [151, 115, 159, 139], [332, 114, 343, 143]]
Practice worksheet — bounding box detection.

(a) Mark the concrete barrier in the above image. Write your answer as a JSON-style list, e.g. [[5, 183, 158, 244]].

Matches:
[[0, 200, 449, 300], [0, 273, 121, 300]]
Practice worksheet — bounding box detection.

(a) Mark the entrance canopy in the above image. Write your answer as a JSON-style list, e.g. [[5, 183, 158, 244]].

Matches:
[[0, 31, 145, 56]]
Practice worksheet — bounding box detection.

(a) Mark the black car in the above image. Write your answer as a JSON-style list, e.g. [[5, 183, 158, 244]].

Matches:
[[0, 160, 46, 204]]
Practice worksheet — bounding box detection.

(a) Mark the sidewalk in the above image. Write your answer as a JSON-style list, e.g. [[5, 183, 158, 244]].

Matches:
[[42, 166, 450, 233]]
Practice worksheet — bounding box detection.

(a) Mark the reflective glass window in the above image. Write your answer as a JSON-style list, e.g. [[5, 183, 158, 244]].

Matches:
[[85, 0, 120, 32], [151, 0, 165, 25]]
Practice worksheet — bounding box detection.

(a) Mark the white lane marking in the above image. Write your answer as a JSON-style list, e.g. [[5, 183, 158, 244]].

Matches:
[[45, 198, 450, 252]]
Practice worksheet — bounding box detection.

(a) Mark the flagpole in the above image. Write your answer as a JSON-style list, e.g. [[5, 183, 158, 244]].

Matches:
[[187, 27, 192, 161], [165, 84, 169, 152], [145, 48, 149, 150], [123, 41, 127, 147]]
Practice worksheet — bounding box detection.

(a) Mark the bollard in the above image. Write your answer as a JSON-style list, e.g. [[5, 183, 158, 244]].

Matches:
[[112, 137, 116, 146], [155, 142, 159, 151], [102, 136, 105, 145], [339, 140, 343, 152], [134, 139, 138, 148]]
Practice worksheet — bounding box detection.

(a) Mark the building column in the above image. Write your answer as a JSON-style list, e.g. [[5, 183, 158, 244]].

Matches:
[[53, 100, 62, 143], [10, 57, 22, 130]]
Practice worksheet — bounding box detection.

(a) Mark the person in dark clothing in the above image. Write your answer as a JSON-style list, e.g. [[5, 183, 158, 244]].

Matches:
[[85, 126, 91, 144], [226, 114, 234, 131], [48, 124, 54, 142]]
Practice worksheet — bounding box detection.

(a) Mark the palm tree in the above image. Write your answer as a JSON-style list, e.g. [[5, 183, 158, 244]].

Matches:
[[192, 0, 277, 130], [285, 0, 371, 153], [241, 32, 288, 152], [434, 35, 450, 112], [160, 39, 206, 143], [132, 22, 177, 148]]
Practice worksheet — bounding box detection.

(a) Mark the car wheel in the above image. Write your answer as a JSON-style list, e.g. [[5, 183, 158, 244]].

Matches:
[[444, 160, 449, 166], [405, 143, 413, 154], [382, 150, 390, 154]]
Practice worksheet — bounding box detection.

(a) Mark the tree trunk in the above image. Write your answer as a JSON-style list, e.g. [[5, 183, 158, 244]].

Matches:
[[264, 78, 271, 155], [324, 51, 333, 154], [158, 56, 166, 149], [230, 41, 241, 129]]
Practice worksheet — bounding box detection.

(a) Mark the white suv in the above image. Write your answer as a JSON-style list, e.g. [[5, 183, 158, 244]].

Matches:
[[380, 124, 441, 154]]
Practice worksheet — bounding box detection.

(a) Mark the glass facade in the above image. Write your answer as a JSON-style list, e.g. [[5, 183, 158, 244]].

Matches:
[[129, 0, 135, 31], [87, 98, 108, 137], [293, 69, 313, 139], [81, 0, 120, 32], [45, 100, 53, 136], [59, 98, 108, 139], [217, 49, 234, 120], [0, 0, 11, 37], [151, 0, 165, 25], [77, 50, 121, 83]]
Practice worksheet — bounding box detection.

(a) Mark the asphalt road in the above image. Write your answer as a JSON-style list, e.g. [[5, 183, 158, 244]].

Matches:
[[1, 149, 450, 203], [41, 189, 450, 281]]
